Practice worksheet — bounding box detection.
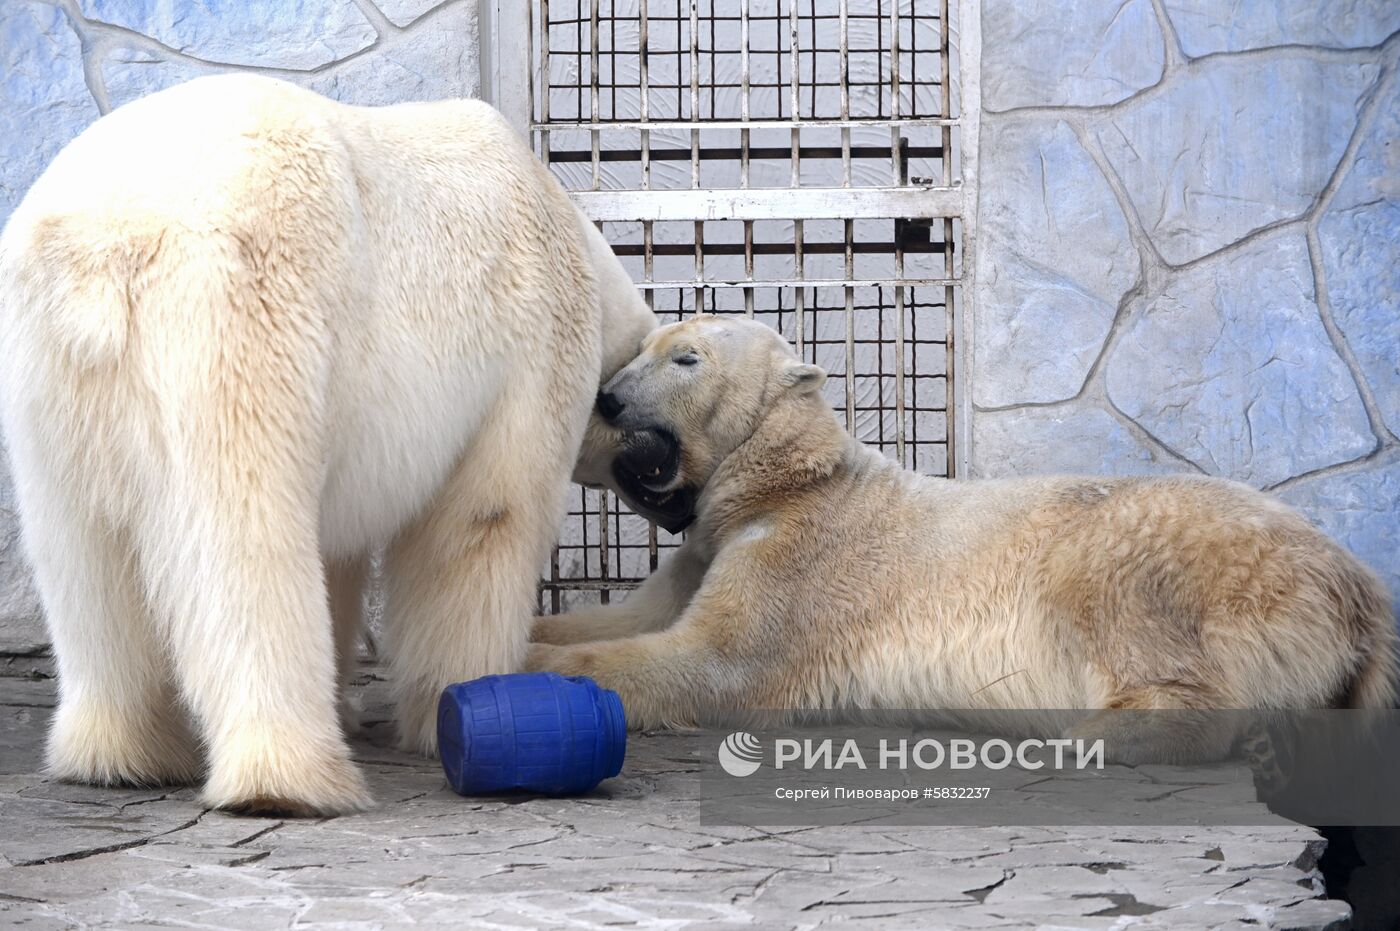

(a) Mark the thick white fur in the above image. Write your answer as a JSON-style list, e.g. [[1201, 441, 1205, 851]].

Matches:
[[0, 75, 654, 814], [530, 318, 1399, 758]]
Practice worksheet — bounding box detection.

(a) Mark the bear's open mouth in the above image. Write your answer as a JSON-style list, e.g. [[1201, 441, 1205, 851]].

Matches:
[[611, 428, 696, 533]]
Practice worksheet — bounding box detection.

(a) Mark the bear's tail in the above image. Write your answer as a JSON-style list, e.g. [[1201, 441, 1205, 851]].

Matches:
[[1341, 564, 1398, 710], [1347, 636, 1399, 710], [0, 211, 137, 368]]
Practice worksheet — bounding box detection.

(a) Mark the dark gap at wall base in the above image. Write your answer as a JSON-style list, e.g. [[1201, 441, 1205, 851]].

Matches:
[[1318, 826, 1400, 930]]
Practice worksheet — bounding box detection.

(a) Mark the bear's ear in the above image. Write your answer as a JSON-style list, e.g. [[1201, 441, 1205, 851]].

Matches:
[[779, 360, 827, 394]]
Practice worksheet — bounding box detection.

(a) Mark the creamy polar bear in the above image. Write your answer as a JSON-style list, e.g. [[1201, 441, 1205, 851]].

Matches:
[[0, 75, 655, 815], [530, 317, 1398, 757]]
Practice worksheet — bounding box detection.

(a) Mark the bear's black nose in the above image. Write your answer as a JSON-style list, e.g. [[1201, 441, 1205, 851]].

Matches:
[[596, 391, 625, 422]]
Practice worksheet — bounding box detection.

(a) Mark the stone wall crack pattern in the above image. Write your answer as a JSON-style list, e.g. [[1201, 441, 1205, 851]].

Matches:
[[974, 1, 1400, 607], [2, 0, 479, 221]]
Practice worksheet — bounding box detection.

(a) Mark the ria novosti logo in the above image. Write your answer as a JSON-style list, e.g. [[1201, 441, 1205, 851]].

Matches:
[[716, 732, 1106, 776], [717, 732, 764, 777]]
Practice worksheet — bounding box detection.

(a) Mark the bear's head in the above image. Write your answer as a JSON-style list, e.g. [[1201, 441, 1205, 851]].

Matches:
[[591, 315, 827, 531]]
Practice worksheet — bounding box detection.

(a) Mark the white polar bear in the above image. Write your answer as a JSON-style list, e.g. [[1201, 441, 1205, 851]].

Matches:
[[0, 75, 655, 815]]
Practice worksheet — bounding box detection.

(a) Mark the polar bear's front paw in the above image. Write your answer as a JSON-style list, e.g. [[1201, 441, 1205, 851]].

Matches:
[[202, 740, 372, 817], [523, 642, 592, 676], [524, 643, 681, 731]]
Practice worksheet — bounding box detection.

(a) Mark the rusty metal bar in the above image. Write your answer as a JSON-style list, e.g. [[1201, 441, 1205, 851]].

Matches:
[[845, 217, 855, 433], [569, 185, 962, 221], [640, 0, 651, 190], [590, 0, 600, 190], [544, 143, 943, 163], [840, 0, 851, 187], [530, 117, 959, 131], [690, 0, 700, 190]]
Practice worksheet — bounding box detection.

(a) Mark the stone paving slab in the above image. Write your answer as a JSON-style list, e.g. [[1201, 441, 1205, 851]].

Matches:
[[0, 663, 1351, 930]]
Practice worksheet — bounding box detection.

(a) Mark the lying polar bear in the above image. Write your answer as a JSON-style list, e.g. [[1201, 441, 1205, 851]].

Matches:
[[529, 316, 1398, 756], [0, 75, 660, 815]]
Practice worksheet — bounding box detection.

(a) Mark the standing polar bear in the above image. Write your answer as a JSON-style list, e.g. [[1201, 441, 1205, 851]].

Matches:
[[0, 75, 656, 815], [529, 317, 1398, 756]]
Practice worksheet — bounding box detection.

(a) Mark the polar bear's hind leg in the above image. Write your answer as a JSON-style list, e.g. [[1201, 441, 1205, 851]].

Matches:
[[131, 234, 372, 816], [8, 446, 200, 787]]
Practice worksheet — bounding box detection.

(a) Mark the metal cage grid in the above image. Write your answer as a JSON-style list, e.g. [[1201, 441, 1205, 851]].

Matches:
[[528, 0, 964, 611]]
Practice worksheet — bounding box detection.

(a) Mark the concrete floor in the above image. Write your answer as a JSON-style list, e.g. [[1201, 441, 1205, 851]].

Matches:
[[0, 653, 1352, 930]]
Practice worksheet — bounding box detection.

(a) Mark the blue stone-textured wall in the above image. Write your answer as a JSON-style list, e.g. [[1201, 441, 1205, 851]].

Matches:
[[972, 0, 1400, 611], [0, 0, 479, 649], [1, 0, 478, 224]]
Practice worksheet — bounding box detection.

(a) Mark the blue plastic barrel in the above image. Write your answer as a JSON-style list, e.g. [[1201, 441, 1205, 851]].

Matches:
[[437, 672, 627, 796]]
